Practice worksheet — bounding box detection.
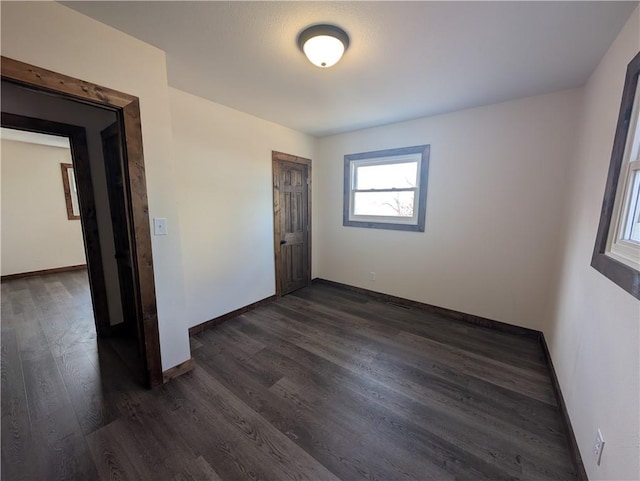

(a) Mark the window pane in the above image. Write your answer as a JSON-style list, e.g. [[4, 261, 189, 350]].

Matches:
[[353, 191, 415, 217], [624, 169, 640, 243], [68, 168, 80, 217], [355, 161, 418, 190]]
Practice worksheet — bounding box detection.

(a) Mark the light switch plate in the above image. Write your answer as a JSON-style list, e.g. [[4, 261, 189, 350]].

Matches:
[[153, 218, 168, 236]]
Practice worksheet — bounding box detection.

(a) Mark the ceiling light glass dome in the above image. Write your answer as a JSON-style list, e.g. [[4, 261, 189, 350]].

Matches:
[[298, 25, 350, 68]]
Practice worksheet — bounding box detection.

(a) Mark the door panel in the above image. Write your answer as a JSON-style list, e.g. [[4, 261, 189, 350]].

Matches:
[[101, 122, 141, 347], [274, 154, 311, 296]]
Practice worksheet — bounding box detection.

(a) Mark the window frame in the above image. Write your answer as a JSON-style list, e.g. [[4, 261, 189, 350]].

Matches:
[[60, 162, 81, 220], [592, 50, 640, 300], [343, 145, 430, 232], [608, 159, 640, 266]]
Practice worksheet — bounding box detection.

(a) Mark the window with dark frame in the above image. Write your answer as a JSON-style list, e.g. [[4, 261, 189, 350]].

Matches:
[[343, 145, 430, 232], [60, 162, 80, 220], [592, 50, 640, 300]]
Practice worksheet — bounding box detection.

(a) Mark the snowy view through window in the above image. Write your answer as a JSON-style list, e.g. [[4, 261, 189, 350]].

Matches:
[[353, 161, 418, 217]]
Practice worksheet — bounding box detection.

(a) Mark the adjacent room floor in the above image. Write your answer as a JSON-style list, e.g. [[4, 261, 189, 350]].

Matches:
[[1, 271, 576, 480]]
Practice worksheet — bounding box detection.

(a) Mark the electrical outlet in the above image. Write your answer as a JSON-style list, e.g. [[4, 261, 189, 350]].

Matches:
[[593, 429, 605, 466], [369, 272, 376, 281]]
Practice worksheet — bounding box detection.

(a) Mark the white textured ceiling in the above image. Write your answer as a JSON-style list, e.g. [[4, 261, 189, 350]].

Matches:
[[62, 1, 637, 137]]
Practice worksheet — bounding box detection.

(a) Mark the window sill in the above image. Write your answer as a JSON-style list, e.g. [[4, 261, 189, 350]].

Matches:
[[343, 219, 425, 232], [591, 251, 640, 300]]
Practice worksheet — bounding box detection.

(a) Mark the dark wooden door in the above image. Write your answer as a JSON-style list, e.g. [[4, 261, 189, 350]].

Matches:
[[274, 153, 311, 296], [101, 122, 141, 344]]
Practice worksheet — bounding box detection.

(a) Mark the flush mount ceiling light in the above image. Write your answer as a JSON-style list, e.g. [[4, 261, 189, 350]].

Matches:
[[297, 24, 350, 68]]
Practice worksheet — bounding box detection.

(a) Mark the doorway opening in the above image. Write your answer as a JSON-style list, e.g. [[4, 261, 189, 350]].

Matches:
[[272, 151, 312, 296], [1, 57, 163, 387]]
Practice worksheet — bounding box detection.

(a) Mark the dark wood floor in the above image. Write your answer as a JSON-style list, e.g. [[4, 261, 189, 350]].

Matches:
[[1, 271, 577, 480]]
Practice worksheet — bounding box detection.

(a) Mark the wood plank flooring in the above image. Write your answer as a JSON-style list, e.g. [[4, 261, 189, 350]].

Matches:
[[1, 271, 577, 480]]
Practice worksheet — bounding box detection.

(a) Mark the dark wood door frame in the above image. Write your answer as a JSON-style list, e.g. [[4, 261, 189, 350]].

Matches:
[[272, 151, 312, 296], [101, 121, 142, 347], [1, 113, 112, 336], [1, 56, 163, 388]]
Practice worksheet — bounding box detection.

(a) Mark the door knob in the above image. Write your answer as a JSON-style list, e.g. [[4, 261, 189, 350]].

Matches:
[[280, 240, 286, 245]]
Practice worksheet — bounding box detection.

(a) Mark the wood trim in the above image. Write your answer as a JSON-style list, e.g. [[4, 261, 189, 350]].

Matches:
[[118, 99, 163, 387], [273, 156, 282, 297], [1, 112, 112, 336], [60, 163, 80, 220], [313, 278, 540, 339], [1, 264, 87, 281], [162, 357, 195, 383], [1, 57, 136, 109], [343, 144, 430, 232], [2, 56, 163, 388], [272, 151, 312, 297], [591, 51, 640, 300], [272, 151, 311, 166], [539, 333, 588, 481], [188, 295, 277, 336]]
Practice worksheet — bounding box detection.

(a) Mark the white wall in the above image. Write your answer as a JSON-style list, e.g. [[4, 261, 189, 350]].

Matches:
[[1, 1, 190, 370], [2, 13, 637, 474], [1, 139, 86, 275], [547, 8, 640, 481], [315, 89, 581, 330], [169, 88, 315, 328]]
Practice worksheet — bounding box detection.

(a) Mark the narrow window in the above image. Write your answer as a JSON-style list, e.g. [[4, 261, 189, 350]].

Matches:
[[606, 79, 640, 268], [343, 145, 430, 232], [592, 51, 640, 299]]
